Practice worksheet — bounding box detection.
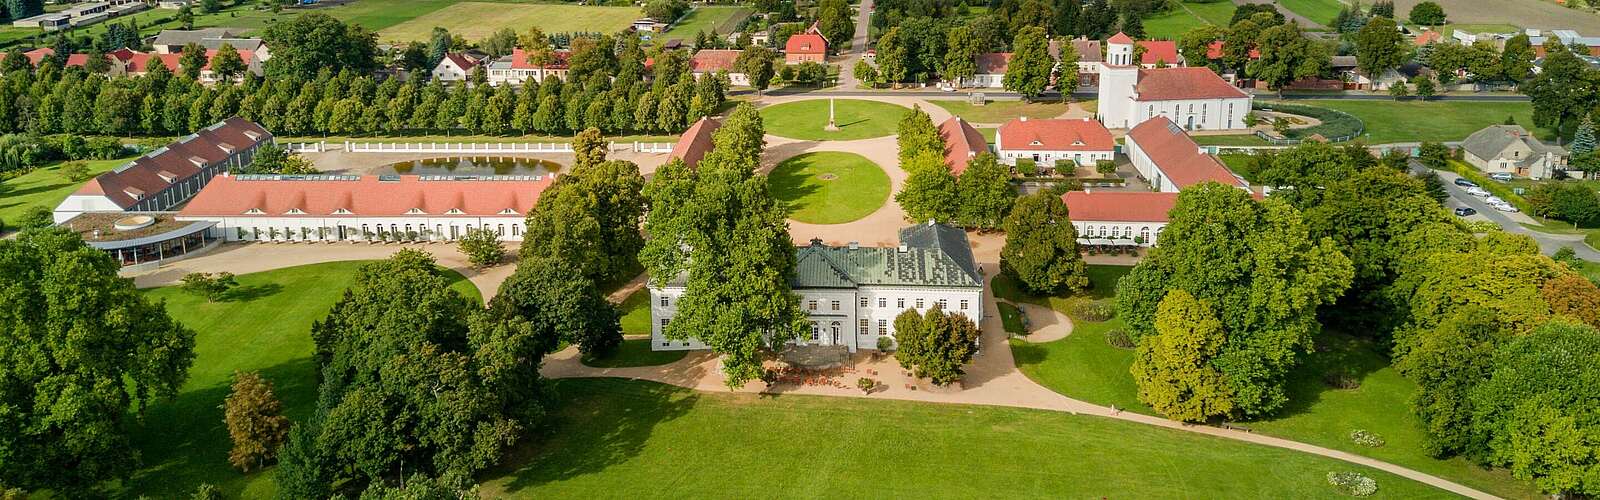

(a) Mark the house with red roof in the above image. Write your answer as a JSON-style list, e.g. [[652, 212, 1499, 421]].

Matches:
[[432, 52, 485, 82], [176, 174, 554, 242], [1061, 191, 1178, 247], [937, 117, 987, 174], [1098, 32, 1251, 130], [486, 47, 571, 86], [784, 32, 827, 64], [960, 52, 1010, 88], [995, 117, 1114, 169], [669, 117, 721, 168], [1050, 37, 1102, 86], [689, 49, 749, 86], [1124, 116, 1248, 193], [55, 118, 273, 223]]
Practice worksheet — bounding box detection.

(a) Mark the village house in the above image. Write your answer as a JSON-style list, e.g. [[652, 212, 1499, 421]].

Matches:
[[938, 117, 987, 174], [1124, 116, 1249, 193], [784, 30, 827, 64], [669, 117, 721, 168], [994, 117, 1114, 169], [1461, 125, 1567, 180], [431, 53, 484, 82], [961, 52, 1010, 88], [651, 223, 984, 353], [1098, 32, 1251, 130], [486, 48, 571, 86], [689, 49, 749, 86], [151, 29, 272, 61], [1050, 37, 1102, 86]]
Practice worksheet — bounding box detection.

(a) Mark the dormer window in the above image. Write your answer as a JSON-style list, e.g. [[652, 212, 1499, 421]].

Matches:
[[332, 208, 352, 215], [406, 208, 426, 215], [158, 170, 177, 183], [243, 131, 261, 140], [189, 157, 206, 167], [217, 143, 235, 153], [124, 187, 144, 199], [1029, 140, 1042, 146], [244, 208, 264, 215], [446, 208, 465, 215], [1072, 140, 1085, 146], [498, 208, 517, 215], [286, 208, 305, 215]]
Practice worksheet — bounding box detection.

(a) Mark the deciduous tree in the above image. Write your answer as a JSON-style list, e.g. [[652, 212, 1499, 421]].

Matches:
[[892, 306, 980, 386], [491, 255, 621, 356], [895, 149, 959, 223], [955, 153, 1015, 228], [1000, 191, 1088, 295], [1003, 27, 1053, 101], [1131, 290, 1235, 422], [223, 370, 290, 472]]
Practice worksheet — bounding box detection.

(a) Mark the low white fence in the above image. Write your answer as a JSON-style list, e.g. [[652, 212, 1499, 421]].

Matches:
[[281, 141, 326, 153], [344, 142, 575, 154], [633, 142, 674, 154]]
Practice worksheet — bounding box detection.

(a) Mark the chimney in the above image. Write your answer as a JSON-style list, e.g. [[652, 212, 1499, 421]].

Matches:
[[810, 237, 824, 246], [848, 241, 859, 249], [1019, 116, 1027, 122], [898, 244, 909, 253]]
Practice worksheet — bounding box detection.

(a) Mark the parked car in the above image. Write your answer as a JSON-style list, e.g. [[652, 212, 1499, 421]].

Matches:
[[1454, 178, 1478, 187], [1492, 202, 1519, 213], [1489, 172, 1514, 181], [1465, 186, 1491, 197], [1454, 207, 1478, 216], [1485, 196, 1505, 205]]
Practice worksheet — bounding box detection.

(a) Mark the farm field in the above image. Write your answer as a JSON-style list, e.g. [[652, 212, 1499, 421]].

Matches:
[[378, 2, 641, 43], [1003, 265, 1539, 499], [658, 6, 755, 43], [1393, 0, 1600, 32], [0, 0, 474, 49], [1145, 1, 1237, 40], [1279, 0, 1347, 26], [124, 261, 480, 499], [0, 157, 131, 225], [481, 378, 1456, 499]]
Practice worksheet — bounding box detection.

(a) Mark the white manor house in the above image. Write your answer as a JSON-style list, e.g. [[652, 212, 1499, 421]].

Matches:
[[651, 223, 985, 353]]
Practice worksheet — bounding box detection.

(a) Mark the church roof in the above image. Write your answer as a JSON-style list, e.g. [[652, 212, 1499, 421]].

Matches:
[[1135, 67, 1249, 101], [1108, 32, 1134, 44]]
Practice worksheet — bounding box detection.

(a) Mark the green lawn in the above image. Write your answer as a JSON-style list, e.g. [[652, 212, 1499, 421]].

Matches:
[[1193, 134, 1271, 146], [481, 378, 1457, 499], [617, 288, 651, 335], [767, 151, 890, 224], [0, 157, 130, 226], [659, 6, 754, 43], [997, 301, 1027, 335], [581, 338, 687, 368], [1279, 0, 1347, 26], [378, 2, 640, 43], [1277, 99, 1545, 144], [1001, 265, 1540, 499], [1145, 1, 1237, 40], [759, 99, 907, 141], [280, 133, 679, 144], [122, 261, 480, 499], [927, 100, 1071, 124]]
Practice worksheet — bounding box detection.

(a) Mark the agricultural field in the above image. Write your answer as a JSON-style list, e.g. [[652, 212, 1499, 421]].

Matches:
[[1145, 1, 1238, 40], [1278, 0, 1347, 26], [378, 2, 641, 43], [1393, 0, 1600, 33], [658, 6, 755, 43]]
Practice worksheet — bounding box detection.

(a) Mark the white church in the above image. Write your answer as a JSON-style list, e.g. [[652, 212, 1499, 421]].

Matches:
[[1097, 32, 1252, 131]]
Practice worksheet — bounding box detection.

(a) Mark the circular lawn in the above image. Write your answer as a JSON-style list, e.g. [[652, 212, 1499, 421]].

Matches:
[[767, 151, 890, 224], [759, 99, 908, 141]]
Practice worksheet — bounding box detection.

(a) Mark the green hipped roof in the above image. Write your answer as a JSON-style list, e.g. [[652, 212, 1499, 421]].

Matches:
[[791, 223, 983, 289]]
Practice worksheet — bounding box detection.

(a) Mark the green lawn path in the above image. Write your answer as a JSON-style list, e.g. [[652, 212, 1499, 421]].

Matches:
[[1003, 265, 1539, 499], [759, 99, 907, 141], [126, 261, 480, 499], [768, 151, 890, 224]]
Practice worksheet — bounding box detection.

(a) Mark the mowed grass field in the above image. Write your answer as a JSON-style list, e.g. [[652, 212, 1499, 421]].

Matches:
[[768, 151, 890, 224], [928, 99, 1072, 124], [1394, 0, 1600, 33], [659, 6, 754, 43], [1145, 1, 1237, 40], [0, 157, 131, 225], [479, 378, 1457, 499], [1279, 0, 1348, 26], [378, 2, 641, 43], [1279, 99, 1546, 143], [0, 0, 468, 49], [1003, 265, 1539, 499], [124, 261, 480, 499], [759, 99, 907, 140]]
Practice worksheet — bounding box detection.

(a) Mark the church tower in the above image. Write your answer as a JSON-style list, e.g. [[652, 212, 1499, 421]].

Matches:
[[1098, 32, 1140, 129]]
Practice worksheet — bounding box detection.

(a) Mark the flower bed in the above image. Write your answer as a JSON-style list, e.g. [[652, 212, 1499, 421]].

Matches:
[[1327, 471, 1378, 497]]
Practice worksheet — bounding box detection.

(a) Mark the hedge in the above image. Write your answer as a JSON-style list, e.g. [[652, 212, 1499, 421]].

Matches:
[[1440, 160, 1534, 214], [1253, 102, 1365, 143]]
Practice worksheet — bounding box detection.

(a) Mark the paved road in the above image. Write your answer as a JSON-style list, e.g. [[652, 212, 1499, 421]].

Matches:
[[1411, 160, 1600, 259], [832, 0, 874, 89]]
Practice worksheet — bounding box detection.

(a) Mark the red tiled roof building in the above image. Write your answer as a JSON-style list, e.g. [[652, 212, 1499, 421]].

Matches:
[[995, 117, 1114, 169], [1124, 116, 1248, 192], [669, 117, 721, 168], [1098, 32, 1252, 130], [938, 117, 988, 174], [54, 118, 273, 223], [785, 33, 827, 64]]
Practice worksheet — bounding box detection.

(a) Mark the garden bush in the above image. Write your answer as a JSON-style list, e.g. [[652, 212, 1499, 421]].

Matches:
[[1015, 158, 1037, 176], [1326, 471, 1378, 496], [1253, 103, 1364, 142], [1105, 329, 1136, 349], [1348, 430, 1385, 448], [1069, 300, 1116, 322]]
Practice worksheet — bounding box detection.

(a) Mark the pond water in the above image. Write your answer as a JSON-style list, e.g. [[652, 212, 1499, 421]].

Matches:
[[378, 157, 563, 177]]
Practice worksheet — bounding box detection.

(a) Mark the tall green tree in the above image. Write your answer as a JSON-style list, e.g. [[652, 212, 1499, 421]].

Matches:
[[896, 104, 941, 164], [876, 28, 909, 84], [210, 43, 247, 81], [639, 103, 808, 388], [224, 370, 290, 472], [0, 228, 196, 495], [1130, 289, 1235, 422], [736, 46, 776, 91], [1248, 21, 1330, 95], [1003, 27, 1053, 101], [1354, 16, 1407, 80], [895, 149, 959, 224], [1000, 191, 1088, 295], [1470, 319, 1600, 496], [1117, 183, 1352, 416], [490, 255, 622, 356], [261, 13, 379, 79], [522, 159, 646, 286], [955, 153, 1015, 229], [892, 306, 981, 386], [943, 26, 980, 85], [1523, 42, 1599, 134]]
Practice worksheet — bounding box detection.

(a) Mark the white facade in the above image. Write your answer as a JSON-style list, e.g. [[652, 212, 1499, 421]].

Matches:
[[1097, 38, 1250, 131], [180, 215, 529, 242], [1128, 98, 1249, 132], [431, 57, 474, 82], [650, 285, 985, 352], [1072, 220, 1166, 247], [1098, 41, 1140, 130], [995, 146, 1112, 167], [1124, 138, 1176, 193], [960, 73, 1004, 88]]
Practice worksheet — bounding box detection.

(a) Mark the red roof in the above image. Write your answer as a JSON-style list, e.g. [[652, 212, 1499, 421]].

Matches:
[[77, 118, 271, 209], [441, 52, 479, 71], [179, 174, 553, 218], [509, 48, 570, 70], [1051, 38, 1101, 63], [1205, 41, 1261, 60], [669, 117, 721, 168], [997, 118, 1114, 152], [1415, 30, 1443, 46], [1108, 32, 1135, 45], [1135, 67, 1248, 101], [689, 49, 741, 73], [1126, 116, 1245, 189], [975, 52, 1010, 74], [1137, 40, 1179, 66], [1062, 191, 1179, 222], [785, 33, 827, 55], [127, 52, 181, 72], [938, 117, 987, 174]]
